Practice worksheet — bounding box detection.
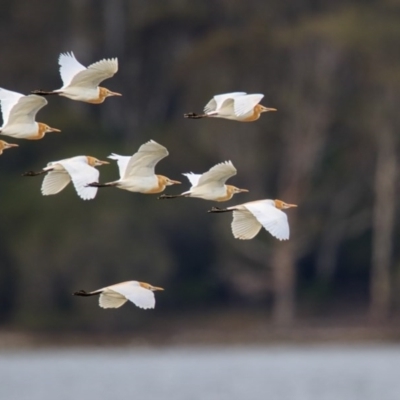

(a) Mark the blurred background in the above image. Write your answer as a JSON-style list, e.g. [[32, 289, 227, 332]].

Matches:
[[0, 1, 399, 399]]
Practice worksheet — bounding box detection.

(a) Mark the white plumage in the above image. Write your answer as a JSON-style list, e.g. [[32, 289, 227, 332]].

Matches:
[[0, 88, 59, 139], [74, 281, 164, 310], [32, 52, 121, 103], [24, 156, 109, 200], [185, 92, 276, 122], [209, 199, 297, 240]]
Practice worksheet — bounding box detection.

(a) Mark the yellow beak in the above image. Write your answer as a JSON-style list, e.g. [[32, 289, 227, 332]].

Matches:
[[99, 160, 110, 165], [6, 143, 19, 148], [49, 127, 61, 132], [286, 203, 298, 208], [152, 286, 164, 291], [239, 188, 249, 193], [109, 91, 122, 97], [170, 180, 182, 185], [263, 107, 277, 112]]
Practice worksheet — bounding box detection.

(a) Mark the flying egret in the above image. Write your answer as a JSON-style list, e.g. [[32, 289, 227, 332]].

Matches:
[[23, 156, 109, 200], [32, 52, 121, 103], [208, 199, 297, 240], [159, 161, 248, 201], [0, 88, 60, 140], [184, 92, 277, 122], [73, 281, 164, 309], [88, 140, 181, 193], [0, 140, 18, 155]]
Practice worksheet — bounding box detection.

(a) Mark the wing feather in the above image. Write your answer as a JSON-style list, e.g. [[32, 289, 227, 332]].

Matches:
[[7, 95, 47, 126], [108, 153, 130, 179], [231, 210, 262, 240], [111, 283, 156, 310], [197, 161, 236, 187], [123, 140, 168, 179], [68, 58, 118, 88], [99, 290, 128, 309], [234, 94, 264, 117], [204, 92, 247, 113], [41, 170, 71, 196], [182, 173, 201, 188], [57, 157, 100, 200], [59, 52, 87, 88], [0, 88, 25, 126], [244, 201, 290, 240]]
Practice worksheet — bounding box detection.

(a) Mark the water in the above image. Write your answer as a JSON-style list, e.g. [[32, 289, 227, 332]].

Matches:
[[0, 345, 399, 400]]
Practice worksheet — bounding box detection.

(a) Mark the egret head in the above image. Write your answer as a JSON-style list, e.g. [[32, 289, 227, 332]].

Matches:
[[139, 282, 164, 291], [86, 156, 110, 167], [274, 199, 297, 210], [259, 105, 277, 113], [157, 175, 181, 187], [38, 123, 61, 135], [99, 87, 122, 101], [0, 140, 19, 151]]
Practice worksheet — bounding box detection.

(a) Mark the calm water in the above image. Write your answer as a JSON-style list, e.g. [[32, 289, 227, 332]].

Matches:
[[0, 345, 399, 400]]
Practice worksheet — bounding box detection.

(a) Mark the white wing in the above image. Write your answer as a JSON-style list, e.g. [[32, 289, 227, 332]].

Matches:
[[204, 92, 247, 113], [99, 290, 128, 309], [68, 58, 118, 88], [108, 153, 130, 179], [6, 95, 47, 126], [110, 282, 156, 310], [0, 88, 25, 126], [124, 140, 168, 179], [244, 201, 290, 240], [234, 94, 264, 117], [41, 170, 71, 196], [231, 210, 263, 240], [58, 52, 87, 88], [197, 161, 236, 187], [57, 157, 100, 200], [182, 173, 201, 188]]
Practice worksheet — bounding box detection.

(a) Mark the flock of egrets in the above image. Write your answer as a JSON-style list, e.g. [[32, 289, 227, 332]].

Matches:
[[0, 52, 296, 311]]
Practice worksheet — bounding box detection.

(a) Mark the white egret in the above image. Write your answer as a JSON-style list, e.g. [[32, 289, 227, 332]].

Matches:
[[23, 155, 109, 200], [0, 88, 60, 140], [209, 199, 297, 240], [32, 52, 121, 103], [0, 140, 18, 155], [88, 140, 181, 194], [73, 281, 164, 309], [184, 92, 276, 122], [159, 160, 248, 201]]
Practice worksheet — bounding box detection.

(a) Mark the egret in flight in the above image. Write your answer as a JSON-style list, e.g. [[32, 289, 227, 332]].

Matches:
[[88, 140, 181, 194], [159, 161, 248, 201], [32, 52, 121, 103], [73, 281, 164, 309], [184, 92, 276, 122], [209, 199, 297, 240], [23, 155, 109, 200], [0, 140, 18, 155], [0, 88, 60, 140]]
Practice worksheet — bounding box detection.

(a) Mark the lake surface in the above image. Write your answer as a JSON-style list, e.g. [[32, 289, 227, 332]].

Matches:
[[0, 345, 399, 400]]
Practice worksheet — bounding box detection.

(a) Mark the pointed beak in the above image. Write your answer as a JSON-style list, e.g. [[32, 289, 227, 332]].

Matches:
[[238, 188, 249, 193], [170, 180, 182, 185], [99, 160, 110, 165], [152, 286, 164, 291], [6, 143, 19, 148], [109, 91, 122, 97], [286, 203, 298, 208], [49, 127, 61, 132], [263, 107, 277, 112]]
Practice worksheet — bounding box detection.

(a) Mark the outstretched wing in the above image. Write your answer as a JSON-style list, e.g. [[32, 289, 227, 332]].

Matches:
[[108, 153, 131, 179], [0, 88, 25, 126], [204, 92, 247, 114], [197, 161, 237, 188], [99, 290, 128, 309], [244, 200, 289, 240], [234, 94, 264, 117], [110, 283, 156, 310], [182, 172, 202, 188], [41, 170, 71, 196], [58, 157, 100, 200], [7, 95, 48, 126], [124, 140, 168, 179], [68, 58, 118, 88], [59, 52, 87, 88], [231, 209, 263, 240]]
